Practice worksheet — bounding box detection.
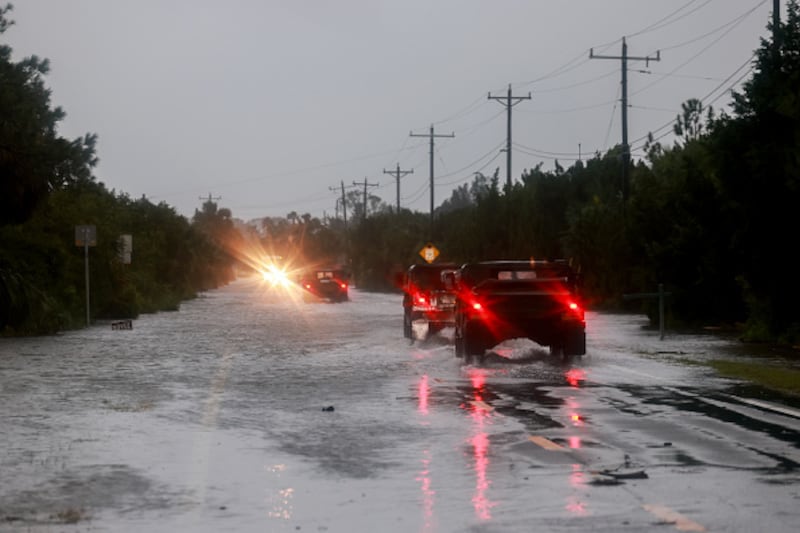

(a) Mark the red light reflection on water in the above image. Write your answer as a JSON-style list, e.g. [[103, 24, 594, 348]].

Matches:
[[566, 464, 588, 515], [565, 368, 586, 387], [416, 450, 436, 532], [418, 375, 429, 415], [466, 368, 496, 521]]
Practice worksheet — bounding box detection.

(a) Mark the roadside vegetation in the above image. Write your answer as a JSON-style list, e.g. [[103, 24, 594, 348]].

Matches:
[[1, 3, 799, 346], [709, 360, 800, 396]]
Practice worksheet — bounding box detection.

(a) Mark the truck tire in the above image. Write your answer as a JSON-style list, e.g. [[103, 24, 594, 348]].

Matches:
[[549, 342, 564, 358], [455, 330, 464, 357], [403, 310, 412, 339], [564, 330, 586, 357], [464, 323, 487, 361]]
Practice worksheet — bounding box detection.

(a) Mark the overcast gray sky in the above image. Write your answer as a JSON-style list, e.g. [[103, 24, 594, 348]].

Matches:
[[7, 0, 779, 222]]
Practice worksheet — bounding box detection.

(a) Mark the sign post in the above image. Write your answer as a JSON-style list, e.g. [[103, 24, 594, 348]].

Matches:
[[75, 225, 97, 326], [623, 283, 672, 340]]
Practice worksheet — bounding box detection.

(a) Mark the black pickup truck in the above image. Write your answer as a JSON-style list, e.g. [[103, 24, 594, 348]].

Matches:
[[401, 263, 458, 339], [446, 260, 586, 362]]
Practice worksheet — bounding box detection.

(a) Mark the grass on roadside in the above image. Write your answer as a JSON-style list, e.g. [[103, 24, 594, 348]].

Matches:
[[708, 360, 800, 396]]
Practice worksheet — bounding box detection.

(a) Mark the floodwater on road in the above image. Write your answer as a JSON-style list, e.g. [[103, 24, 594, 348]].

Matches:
[[1, 275, 799, 532]]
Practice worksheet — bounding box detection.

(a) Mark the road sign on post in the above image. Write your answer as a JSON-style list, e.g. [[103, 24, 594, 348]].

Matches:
[[623, 283, 672, 340], [75, 225, 97, 327], [419, 243, 440, 264]]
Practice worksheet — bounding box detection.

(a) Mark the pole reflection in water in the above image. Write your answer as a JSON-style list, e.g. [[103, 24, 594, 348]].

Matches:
[[416, 375, 436, 531], [466, 368, 496, 521]]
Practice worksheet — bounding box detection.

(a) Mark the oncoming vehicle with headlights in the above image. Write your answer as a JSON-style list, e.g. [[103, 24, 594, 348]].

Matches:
[[297, 267, 350, 302], [401, 262, 458, 339], [445, 260, 586, 362], [260, 262, 292, 288]]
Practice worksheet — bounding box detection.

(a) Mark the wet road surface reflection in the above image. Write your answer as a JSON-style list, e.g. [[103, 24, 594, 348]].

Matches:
[[1, 280, 799, 531]]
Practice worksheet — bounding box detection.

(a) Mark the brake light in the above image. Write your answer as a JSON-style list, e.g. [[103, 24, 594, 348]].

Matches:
[[565, 300, 584, 321], [339, 282, 347, 290], [472, 302, 483, 311], [416, 295, 427, 305]]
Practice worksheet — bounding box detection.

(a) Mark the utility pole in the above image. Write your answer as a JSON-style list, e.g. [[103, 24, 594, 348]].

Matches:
[[329, 181, 352, 227], [410, 125, 454, 235], [383, 164, 413, 214], [488, 84, 531, 189], [199, 192, 221, 207], [773, 0, 781, 54], [590, 38, 660, 203], [353, 178, 379, 221]]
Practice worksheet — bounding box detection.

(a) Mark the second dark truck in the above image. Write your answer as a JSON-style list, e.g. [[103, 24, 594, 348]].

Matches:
[[446, 260, 586, 362], [401, 263, 459, 339]]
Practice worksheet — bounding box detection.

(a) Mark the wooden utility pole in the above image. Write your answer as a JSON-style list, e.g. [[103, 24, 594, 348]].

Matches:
[[199, 193, 221, 208], [774, 0, 782, 54], [383, 164, 413, 213], [329, 181, 352, 227], [590, 38, 660, 203], [353, 178, 379, 221], [410, 125, 454, 235], [488, 84, 531, 189]]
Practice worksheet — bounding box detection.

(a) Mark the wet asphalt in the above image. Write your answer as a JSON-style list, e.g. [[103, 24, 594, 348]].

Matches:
[[1, 275, 799, 532]]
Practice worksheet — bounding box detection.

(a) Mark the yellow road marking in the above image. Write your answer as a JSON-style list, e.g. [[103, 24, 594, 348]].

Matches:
[[528, 435, 566, 451], [470, 400, 494, 411], [643, 504, 706, 532]]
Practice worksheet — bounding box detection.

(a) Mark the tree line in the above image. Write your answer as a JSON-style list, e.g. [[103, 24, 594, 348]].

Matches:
[[0, 5, 236, 334], [2, 3, 798, 346], [287, 4, 800, 344]]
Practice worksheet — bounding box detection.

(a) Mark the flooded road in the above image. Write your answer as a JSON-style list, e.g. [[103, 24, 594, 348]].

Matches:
[[1, 276, 799, 532]]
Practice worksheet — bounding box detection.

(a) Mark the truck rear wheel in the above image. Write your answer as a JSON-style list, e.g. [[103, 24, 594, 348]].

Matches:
[[464, 323, 487, 362], [563, 330, 586, 357]]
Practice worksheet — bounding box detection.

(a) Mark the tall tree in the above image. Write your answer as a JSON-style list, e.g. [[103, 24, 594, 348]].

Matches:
[[0, 4, 97, 225]]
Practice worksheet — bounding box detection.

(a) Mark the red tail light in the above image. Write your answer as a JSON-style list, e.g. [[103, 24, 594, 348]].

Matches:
[[339, 282, 347, 289], [416, 294, 427, 305], [566, 300, 584, 320], [472, 302, 483, 311]]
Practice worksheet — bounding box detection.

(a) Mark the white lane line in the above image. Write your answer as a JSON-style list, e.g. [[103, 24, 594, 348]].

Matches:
[[665, 386, 800, 423], [642, 504, 706, 532], [528, 435, 567, 451], [722, 394, 800, 420]]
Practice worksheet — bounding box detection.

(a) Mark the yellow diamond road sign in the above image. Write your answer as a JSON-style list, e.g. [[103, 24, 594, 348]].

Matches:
[[419, 243, 440, 263]]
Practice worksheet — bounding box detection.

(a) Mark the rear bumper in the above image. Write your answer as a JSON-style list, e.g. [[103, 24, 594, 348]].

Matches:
[[417, 308, 455, 326], [463, 316, 584, 345]]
